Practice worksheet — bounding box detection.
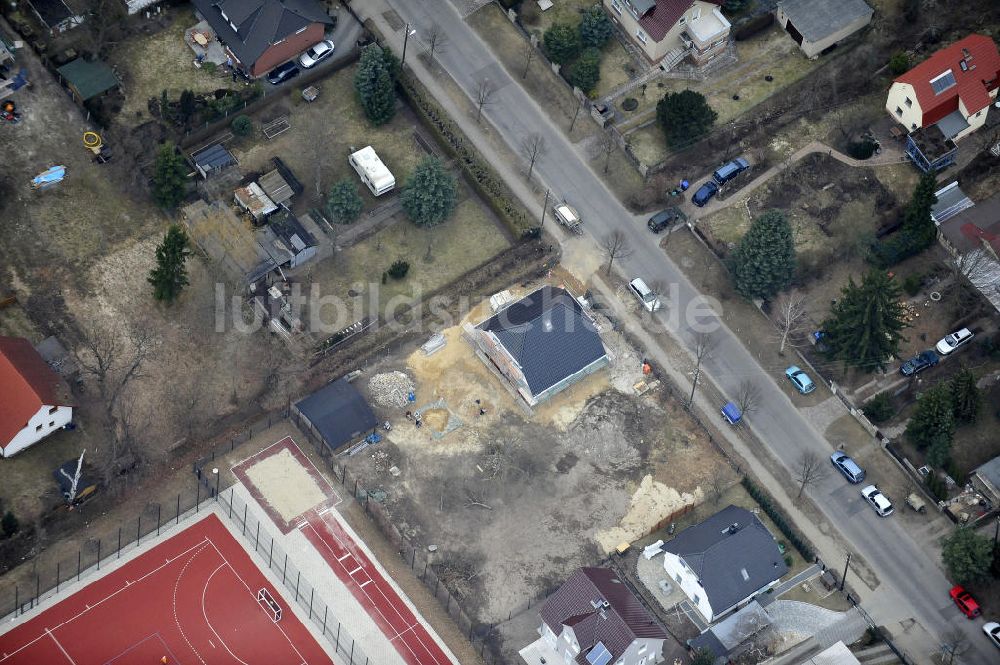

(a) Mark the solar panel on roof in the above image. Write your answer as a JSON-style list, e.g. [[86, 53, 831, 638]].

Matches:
[[930, 70, 956, 94], [586, 642, 612, 665]]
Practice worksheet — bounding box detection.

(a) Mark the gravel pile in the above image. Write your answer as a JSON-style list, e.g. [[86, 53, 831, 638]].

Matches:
[[369, 371, 415, 408]]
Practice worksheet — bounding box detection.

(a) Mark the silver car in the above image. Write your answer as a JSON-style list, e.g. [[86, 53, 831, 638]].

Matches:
[[298, 40, 335, 68], [861, 485, 893, 517]]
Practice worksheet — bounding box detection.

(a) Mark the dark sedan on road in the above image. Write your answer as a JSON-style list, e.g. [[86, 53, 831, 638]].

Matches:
[[900, 350, 939, 376], [267, 61, 300, 85]]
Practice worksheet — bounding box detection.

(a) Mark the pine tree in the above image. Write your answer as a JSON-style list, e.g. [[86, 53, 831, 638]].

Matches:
[[400, 157, 457, 227], [151, 143, 189, 210], [570, 47, 602, 93], [354, 46, 397, 126], [941, 527, 993, 585], [727, 210, 796, 300], [1, 511, 18, 538], [822, 270, 907, 371], [579, 5, 613, 48], [872, 171, 938, 266], [905, 383, 955, 450], [656, 89, 718, 148], [148, 225, 191, 303], [326, 179, 363, 224], [950, 367, 980, 424], [543, 24, 581, 65]]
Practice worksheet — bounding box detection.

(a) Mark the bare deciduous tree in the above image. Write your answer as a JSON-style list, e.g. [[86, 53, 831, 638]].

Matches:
[[521, 39, 535, 79], [601, 230, 633, 276], [597, 130, 617, 174], [939, 627, 970, 665], [794, 451, 828, 499], [688, 332, 717, 408], [424, 23, 448, 66], [946, 249, 997, 315], [521, 134, 546, 180], [736, 380, 762, 418], [772, 293, 809, 354], [475, 78, 495, 123]]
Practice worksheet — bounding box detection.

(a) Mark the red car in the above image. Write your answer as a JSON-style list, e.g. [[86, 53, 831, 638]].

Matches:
[[950, 585, 981, 618]]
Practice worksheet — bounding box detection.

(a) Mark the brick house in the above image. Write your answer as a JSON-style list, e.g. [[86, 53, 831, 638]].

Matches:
[[192, 0, 333, 78]]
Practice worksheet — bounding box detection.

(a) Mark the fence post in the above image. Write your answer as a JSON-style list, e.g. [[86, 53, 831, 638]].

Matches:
[[117, 527, 122, 558], [157, 504, 161, 536], [268, 539, 274, 568], [137, 516, 142, 544], [295, 571, 301, 602], [14, 585, 18, 616], [243, 504, 248, 535], [77, 551, 81, 581], [282, 553, 288, 585], [56, 562, 60, 593], [196, 483, 201, 512], [308, 588, 314, 620], [96, 539, 101, 570], [176, 494, 181, 524], [323, 605, 328, 634], [255, 522, 260, 551], [335, 623, 341, 650]]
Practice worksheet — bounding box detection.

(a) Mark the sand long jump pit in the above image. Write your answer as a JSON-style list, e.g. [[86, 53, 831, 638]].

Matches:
[[232, 437, 342, 533]]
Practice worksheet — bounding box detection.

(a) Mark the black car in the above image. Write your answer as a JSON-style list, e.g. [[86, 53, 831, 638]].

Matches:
[[692, 181, 719, 207], [900, 350, 939, 376], [647, 207, 685, 233], [267, 61, 300, 85]]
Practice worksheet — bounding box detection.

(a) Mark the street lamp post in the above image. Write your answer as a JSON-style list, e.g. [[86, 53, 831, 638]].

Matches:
[[212, 467, 220, 501], [401, 24, 417, 65]]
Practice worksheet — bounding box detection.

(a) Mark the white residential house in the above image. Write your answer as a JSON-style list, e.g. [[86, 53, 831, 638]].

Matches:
[[603, 0, 730, 69], [661, 505, 788, 623], [0, 336, 73, 457]]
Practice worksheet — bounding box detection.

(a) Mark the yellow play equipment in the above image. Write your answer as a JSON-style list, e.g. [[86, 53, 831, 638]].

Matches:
[[82, 131, 112, 163]]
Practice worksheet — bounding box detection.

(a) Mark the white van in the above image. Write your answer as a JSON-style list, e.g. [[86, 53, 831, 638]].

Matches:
[[628, 278, 660, 312], [349, 146, 395, 196]]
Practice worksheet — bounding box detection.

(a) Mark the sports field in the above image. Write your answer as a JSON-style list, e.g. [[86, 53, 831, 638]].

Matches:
[[0, 514, 332, 665]]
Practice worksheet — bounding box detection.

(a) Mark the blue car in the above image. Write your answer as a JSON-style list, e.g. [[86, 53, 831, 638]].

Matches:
[[785, 366, 815, 394], [900, 350, 939, 377], [692, 181, 719, 207]]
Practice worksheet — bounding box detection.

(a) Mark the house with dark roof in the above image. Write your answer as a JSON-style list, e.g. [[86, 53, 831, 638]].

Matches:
[[521, 567, 669, 665], [935, 190, 1000, 313], [775, 0, 872, 59], [56, 58, 119, 104], [603, 0, 730, 68], [192, 0, 333, 78], [472, 286, 608, 407], [292, 377, 377, 453], [26, 0, 83, 35], [661, 505, 787, 622], [0, 336, 73, 457], [886, 34, 1000, 145]]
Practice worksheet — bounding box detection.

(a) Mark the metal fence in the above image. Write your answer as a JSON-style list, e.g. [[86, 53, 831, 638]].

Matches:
[[193, 407, 290, 489], [217, 487, 372, 665]]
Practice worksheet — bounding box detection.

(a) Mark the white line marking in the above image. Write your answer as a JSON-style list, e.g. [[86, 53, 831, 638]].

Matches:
[[359, 580, 371, 588], [348, 566, 362, 575], [209, 639, 216, 649], [336, 553, 351, 562], [202, 563, 250, 665], [46, 629, 76, 664]]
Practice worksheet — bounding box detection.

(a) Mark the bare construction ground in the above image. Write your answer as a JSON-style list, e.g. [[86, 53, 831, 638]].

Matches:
[[340, 287, 736, 624]]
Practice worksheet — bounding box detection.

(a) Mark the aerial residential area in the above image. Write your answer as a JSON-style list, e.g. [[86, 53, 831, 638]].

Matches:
[[2, 0, 1000, 664]]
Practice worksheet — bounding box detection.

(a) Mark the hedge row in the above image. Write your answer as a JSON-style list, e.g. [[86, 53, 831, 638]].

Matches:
[[397, 74, 539, 240], [741, 476, 815, 562]]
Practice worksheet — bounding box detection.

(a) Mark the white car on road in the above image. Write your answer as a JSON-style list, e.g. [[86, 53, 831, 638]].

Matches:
[[298, 40, 335, 68], [935, 328, 974, 355], [861, 485, 893, 517]]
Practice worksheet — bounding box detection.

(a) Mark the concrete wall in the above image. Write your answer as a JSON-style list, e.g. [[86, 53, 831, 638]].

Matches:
[[662, 550, 715, 620], [2, 405, 72, 457]]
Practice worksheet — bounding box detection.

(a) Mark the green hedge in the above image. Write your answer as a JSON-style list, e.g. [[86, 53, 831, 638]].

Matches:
[[397, 74, 539, 240], [741, 477, 815, 561]]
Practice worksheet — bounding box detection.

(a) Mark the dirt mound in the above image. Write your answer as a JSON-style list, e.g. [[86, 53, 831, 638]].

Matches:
[[421, 408, 449, 431]]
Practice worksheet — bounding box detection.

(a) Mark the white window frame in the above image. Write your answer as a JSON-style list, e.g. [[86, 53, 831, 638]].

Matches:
[[611, 0, 622, 15], [635, 29, 647, 44]]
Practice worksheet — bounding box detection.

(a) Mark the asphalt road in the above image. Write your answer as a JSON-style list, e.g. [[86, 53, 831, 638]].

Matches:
[[385, 1, 996, 661]]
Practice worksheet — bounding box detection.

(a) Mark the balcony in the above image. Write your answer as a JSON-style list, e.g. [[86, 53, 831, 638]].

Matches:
[[686, 7, 731, 51]]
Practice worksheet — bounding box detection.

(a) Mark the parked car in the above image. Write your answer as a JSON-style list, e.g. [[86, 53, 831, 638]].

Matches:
[[784, 366, 815, 394], [713, 157, 751, 185], [692, 181, 719, 207], [830, 452, 865, 484], [861, 485, 893, 517], [899, 350, 938, 376], [267, 61, 300, 85], [299, 40, 335, 68], [935, 328, 974, 355], [647, 207, 684, 233], [950, 586, 981, 619], [984, 622, 1000, 648], [628, 278, 660, 312]]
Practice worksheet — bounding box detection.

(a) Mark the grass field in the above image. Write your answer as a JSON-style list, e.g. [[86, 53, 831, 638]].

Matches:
[[109, 6, 243, 123]]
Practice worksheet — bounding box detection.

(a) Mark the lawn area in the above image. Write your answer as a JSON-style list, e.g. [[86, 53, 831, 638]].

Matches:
[[592, 38, 635, 98], [307, 186, 511, 324], [517, 0, 594, 34], [109, 6, 243, 123], [231, 65, 428, 212]]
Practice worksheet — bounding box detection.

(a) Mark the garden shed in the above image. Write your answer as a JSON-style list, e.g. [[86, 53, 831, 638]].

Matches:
[[56, 58, 118, 103]]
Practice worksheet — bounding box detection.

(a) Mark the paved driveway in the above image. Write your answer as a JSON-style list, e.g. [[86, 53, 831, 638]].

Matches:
[[367, 1, 996, 662]]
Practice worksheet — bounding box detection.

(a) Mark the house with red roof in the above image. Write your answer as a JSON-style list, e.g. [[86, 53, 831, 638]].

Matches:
[[886, 34, 1000, 142], [519, 567, 672, 665], [603, 0, 730, 68], [0, 336, 73, 457]]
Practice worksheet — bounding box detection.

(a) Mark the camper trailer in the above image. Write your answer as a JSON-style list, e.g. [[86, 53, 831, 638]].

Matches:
[[349, 146, 395, 196]]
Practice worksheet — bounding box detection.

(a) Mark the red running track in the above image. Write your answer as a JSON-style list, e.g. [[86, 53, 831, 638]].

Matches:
[[0, 514, 333, 665], [302, 510, 453, 665]]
